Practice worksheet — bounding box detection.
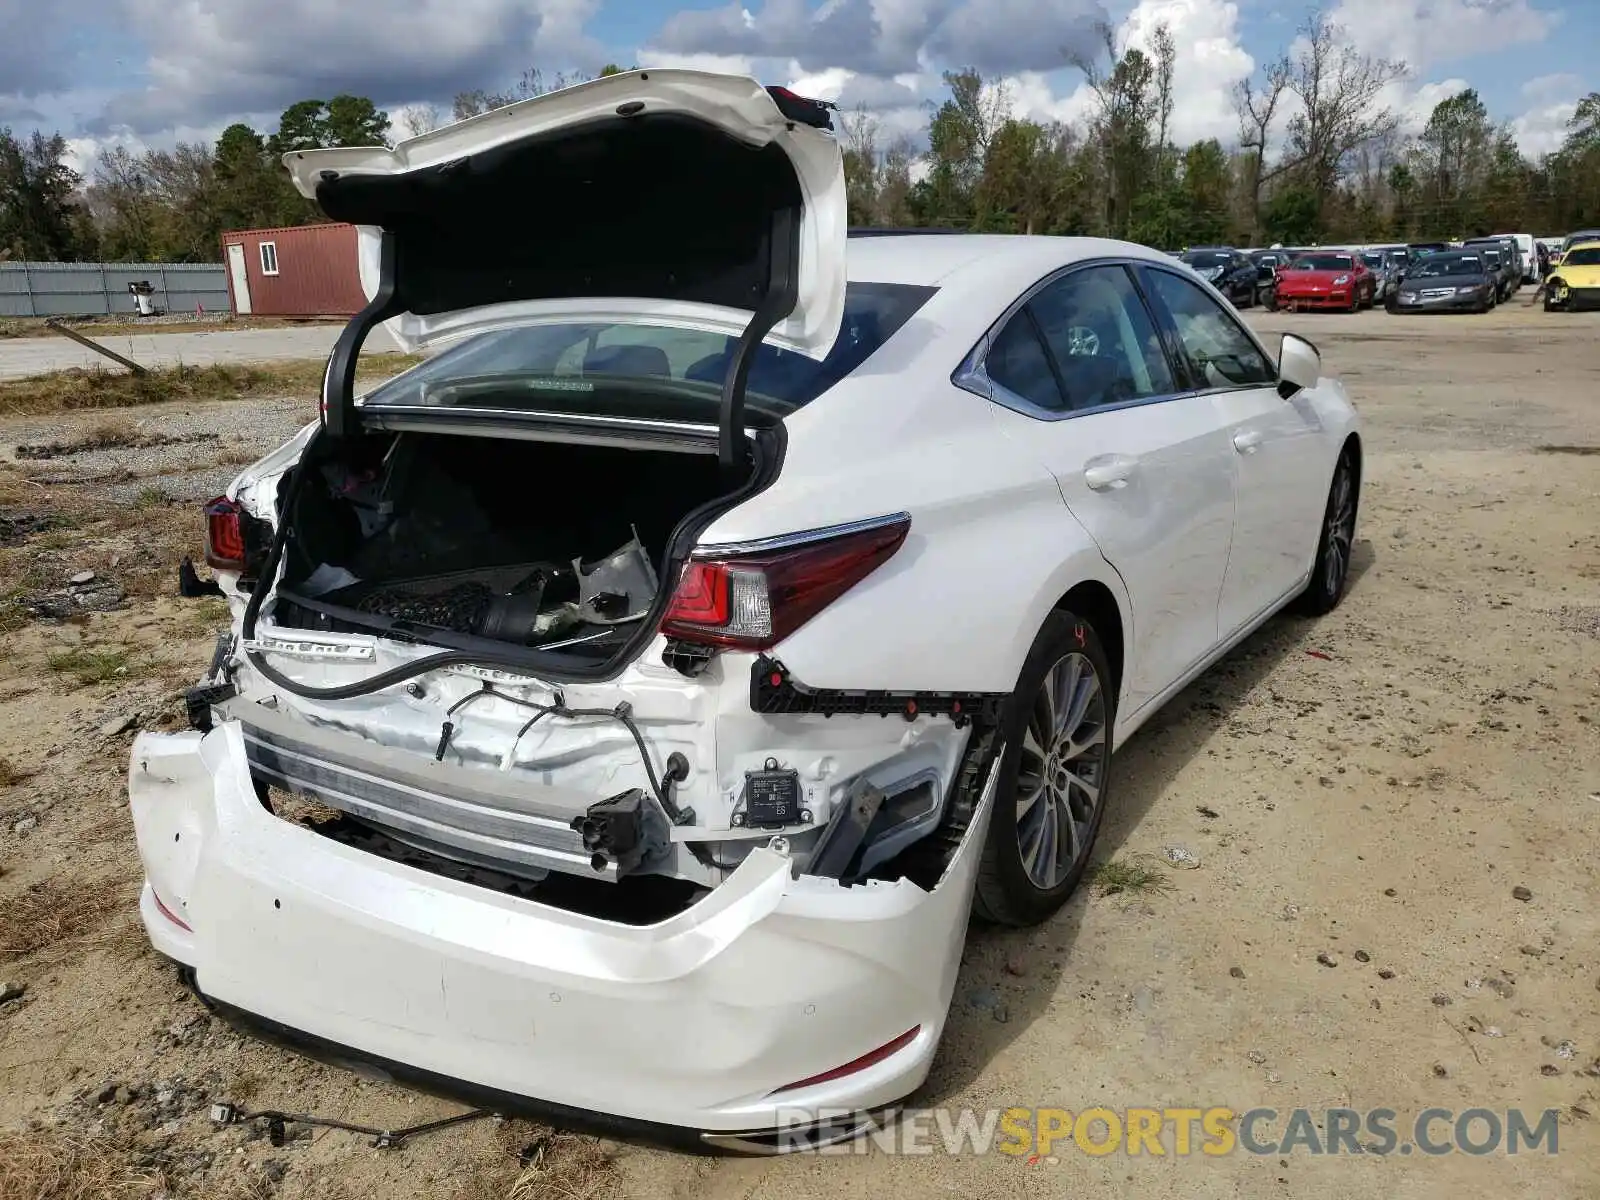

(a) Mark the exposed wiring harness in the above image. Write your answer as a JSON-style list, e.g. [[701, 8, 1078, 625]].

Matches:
[[210, 1100, 489, 1149], [236, 449, 740, 873], [433, 680, 690, 825]]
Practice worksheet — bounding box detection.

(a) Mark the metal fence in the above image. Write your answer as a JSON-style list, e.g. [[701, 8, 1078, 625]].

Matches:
[[0, 262, 231, 318]]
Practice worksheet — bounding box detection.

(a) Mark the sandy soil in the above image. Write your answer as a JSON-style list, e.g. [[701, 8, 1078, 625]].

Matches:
[[0, 299, 1596, 1199]]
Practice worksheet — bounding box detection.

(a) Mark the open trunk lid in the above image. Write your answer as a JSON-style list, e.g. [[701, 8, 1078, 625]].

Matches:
[[286, 69, 847, 458]]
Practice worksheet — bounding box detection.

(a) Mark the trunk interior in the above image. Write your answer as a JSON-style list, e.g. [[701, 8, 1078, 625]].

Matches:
[[271, 430, 745, 664]]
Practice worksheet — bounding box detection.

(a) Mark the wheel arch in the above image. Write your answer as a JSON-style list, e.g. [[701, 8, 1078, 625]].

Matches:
[[1050, 580, 1126, 706]]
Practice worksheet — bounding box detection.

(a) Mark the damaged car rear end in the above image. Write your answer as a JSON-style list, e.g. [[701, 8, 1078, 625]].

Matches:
[[128, 70, 1002, 1150]]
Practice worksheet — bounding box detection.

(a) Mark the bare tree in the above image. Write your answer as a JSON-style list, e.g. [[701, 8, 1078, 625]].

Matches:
[[1232, 54, 1292, 238], [1151, 22, 1177, 181], [453, 68, 589, 120], [1067, 20, 1158, 235], [839, 106, 881, 225], [395, 103, 443, 140], [1281, 12, 1407, 214]]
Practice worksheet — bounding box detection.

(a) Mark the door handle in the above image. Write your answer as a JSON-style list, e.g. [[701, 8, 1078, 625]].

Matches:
[[1084, 454, 1137, 491], [1233, 429, 1265, 454]]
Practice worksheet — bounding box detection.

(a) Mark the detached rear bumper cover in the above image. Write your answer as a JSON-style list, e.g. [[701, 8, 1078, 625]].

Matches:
[[129, 723, 996, 1136]]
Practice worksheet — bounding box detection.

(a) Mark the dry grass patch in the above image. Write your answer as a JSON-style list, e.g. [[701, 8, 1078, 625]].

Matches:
[[0, 877, 127, 959], [452, 1123, 615, 1200], [0, 754, 27, 787], [0, 355, 421, 418], [46, 644, 137, 686], [1093, 856, 1175, 898], [0, 1127, 155, 1200]]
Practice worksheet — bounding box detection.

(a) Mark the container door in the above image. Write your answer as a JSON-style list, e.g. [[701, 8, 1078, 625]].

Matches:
[[226, 244, 253, 315]]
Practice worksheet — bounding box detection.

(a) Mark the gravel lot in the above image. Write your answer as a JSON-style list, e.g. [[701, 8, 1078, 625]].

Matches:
[[0, 324, 403, 380], [0, 299, 1596, 1200]]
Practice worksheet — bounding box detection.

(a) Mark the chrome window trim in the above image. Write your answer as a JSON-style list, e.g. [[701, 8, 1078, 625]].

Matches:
[[696, 511, 911, 557], [951, 256, 1201, 422]]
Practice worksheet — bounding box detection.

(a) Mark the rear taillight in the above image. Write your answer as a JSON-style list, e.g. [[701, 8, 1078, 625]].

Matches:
[[204, 496, 247, 570], [769, 1026, 921, 1095], [661, 515, 910, 651]]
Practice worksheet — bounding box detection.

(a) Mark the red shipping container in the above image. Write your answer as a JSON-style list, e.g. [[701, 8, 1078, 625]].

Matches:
[[219, 223, 366, 317]]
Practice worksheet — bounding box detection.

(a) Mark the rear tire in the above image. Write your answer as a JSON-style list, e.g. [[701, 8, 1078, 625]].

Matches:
[[973, 611, 1116, 927], [1293, 448, 1358, 616]]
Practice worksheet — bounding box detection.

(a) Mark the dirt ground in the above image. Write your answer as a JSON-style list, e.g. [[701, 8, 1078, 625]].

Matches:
[[0, 300, 1596, 1199]]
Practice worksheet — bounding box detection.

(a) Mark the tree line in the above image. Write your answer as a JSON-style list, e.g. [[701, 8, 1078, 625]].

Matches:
[[3, 15, 1599, 265]]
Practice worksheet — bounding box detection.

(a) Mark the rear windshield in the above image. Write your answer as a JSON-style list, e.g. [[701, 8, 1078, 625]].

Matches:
[[1182, 251, 1233, 268], [1361, 253, 1384, 267], [363, 282, 936, 415], [1290, 255, 1354, 270], [1565, 246, 1600, 266]]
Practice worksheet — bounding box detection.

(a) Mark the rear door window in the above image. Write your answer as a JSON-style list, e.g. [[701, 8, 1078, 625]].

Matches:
[[1025, 265, 1177, 411]]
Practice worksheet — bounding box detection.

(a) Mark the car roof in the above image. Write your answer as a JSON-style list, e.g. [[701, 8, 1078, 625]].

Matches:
[[844, 233, 1174, 289]]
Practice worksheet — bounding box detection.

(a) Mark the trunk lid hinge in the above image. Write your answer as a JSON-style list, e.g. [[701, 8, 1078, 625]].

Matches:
[[719, 205, 800, 472], [323, 230, 404, 440]]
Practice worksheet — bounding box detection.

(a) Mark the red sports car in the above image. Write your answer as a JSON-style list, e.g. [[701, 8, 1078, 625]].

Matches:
[[1270, 252, 1376, 312]]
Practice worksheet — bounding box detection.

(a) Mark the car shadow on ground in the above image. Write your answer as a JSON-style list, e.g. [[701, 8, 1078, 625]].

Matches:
[[914, 539, 1376, 1106]]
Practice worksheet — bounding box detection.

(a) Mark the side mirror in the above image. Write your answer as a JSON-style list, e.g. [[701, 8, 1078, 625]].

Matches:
[[1277, 333, 1320, 398]]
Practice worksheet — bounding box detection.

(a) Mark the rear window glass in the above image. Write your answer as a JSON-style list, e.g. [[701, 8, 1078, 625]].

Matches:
[[1290, 255, 1354, 270], [363, 282, 936, 415], [1182, 251, 1233, 268]]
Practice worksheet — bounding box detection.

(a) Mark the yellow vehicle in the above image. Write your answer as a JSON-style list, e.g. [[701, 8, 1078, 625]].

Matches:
[[1544, 238, 1600, 312]]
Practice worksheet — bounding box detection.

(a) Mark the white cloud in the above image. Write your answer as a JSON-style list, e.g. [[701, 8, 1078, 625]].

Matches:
[[636, 50, 757, 77], [101, 0, 605, 135], [1392, 76, 1473, 135], [1511, 73, 1580, 154], [1002, 0, 1255, 145], [1521, 72, 1581, 103], [1324, 0, 1557, 73], [651, 0, 1107, 79]]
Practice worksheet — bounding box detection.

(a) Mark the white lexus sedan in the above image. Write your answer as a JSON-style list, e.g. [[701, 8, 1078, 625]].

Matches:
[[128, 70, 1360, 1152]]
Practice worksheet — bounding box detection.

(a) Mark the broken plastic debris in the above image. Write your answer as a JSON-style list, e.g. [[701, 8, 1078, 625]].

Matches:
[[1164, 845, 1201, 869], [574, 530, 658, 625]]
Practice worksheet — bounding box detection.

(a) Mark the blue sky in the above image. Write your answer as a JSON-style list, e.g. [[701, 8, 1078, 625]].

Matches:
[[0, 0, 1593, 170]]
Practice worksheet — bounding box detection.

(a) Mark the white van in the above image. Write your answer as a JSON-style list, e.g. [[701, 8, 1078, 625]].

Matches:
[[1494, 232, 1538, 283]]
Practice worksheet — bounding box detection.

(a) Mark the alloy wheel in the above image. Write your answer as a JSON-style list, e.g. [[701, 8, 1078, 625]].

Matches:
[[1015, 652, 1108, 890], [1324, 459, 1356, 595]]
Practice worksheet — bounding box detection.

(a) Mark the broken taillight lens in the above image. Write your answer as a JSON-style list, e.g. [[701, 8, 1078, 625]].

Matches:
[[660, 516, 910, 651], [204, 496, 247, 571]]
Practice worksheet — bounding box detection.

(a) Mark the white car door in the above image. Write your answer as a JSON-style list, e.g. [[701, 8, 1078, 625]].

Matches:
[[976, 262, 1237, 715], [1137, 263, 1327, 636]]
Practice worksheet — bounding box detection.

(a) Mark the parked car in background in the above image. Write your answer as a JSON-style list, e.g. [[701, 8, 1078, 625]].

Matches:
[[1179, 248, 1260, 306], [1555, 230, 1600, 265], [1407, 242, 1452, 260], [1359, 250, 1401, 302], [1386, 250, 1497, 313], [1462, 236, 1523, 298], [1472, 245, 1514, 300], [1271, 251, 1376, 311], [1492, 233, 1539, 284], [1543, 239, 1600, 311], [122, 66, 1365, 1153]]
